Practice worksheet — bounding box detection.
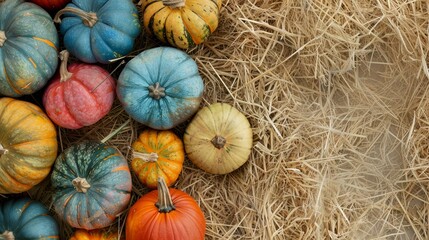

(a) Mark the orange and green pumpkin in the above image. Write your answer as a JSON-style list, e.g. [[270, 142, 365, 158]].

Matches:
[[0, 97, 58, 194]]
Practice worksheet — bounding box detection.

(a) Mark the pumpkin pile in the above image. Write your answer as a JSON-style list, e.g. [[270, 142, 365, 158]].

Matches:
[[0, 0, 253, 239]]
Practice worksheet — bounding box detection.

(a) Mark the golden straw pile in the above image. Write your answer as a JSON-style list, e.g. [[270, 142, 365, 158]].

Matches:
[[24, 0, 429, 239]]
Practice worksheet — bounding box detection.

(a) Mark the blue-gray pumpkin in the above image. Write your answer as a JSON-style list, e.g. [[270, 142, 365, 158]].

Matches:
[[0, 198, 59, 239], [54, 0, 141, 64], [0, 0, 59, 97], [117, 47, 204, 130], [51, 141, 132, 230]]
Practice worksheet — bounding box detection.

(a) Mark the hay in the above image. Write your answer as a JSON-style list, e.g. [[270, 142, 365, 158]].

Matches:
[[2, 0, 429, 239]]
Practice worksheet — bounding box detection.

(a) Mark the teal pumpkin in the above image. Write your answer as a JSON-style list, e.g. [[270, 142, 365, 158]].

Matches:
[[51, 141, 132, 230], [0, 0, 59, 97], [0, 198, 59, 239], [117, 47, 204, 130]]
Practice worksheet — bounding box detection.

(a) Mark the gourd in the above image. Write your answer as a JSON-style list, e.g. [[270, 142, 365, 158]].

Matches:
[[0, 0, 59, 97], [29, 0, 70, 11], [126, 178, 206, 240], [70, 229, 121, 240], [54, 0, 141, 64], [0, 97, 58, 194], [0, 198, 59, 239], [139, 0, 222, 49], [131, 129, 184, 189], [43, 50, 115, 129], [117, 47, 204, 130], [184, 103, 253, 174], [51, 141, 132, 230]]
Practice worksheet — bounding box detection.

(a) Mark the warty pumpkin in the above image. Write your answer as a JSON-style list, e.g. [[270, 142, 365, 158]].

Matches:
[[0, 0, 59, 97], [0, 97, 58, 194], [70, 229, 122, 240], [131, 129, 184, 189], [184, 103, 253, 174], [126, 177, 206, 240], [51, 141, 132, 230], [139, 0, 222, 49], [0, 198, 59, 239]]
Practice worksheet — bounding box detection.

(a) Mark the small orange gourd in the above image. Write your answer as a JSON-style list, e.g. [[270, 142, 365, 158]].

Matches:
[[131, 129, 184, 189]]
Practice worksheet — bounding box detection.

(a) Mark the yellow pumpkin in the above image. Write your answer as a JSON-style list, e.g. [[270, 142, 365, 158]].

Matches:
[[131, 129, 185, 188], [184, 103, 253, 174], [139, 0, 222, 49], [0, 97, 58, 193]]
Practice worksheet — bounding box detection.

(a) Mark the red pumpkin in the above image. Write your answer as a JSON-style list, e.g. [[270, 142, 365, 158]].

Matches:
[[126, 178, 206, 240], [43, 50, 115, 129], [29, 0, 70, 11]]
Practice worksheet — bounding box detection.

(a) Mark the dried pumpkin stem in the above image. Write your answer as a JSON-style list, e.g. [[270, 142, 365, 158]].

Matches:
[[0, 231, 14, 240], [54, 7, 98, 27], [59, 50, 72, 82], [0, 31, 6, 47], [72, 177, 91, 193], [155, 177, 176, 213], [148, 82, 166, 100], [211, 135, 226, 149], [0, 143, 8, 156], [162, 0, 185, 8], [133, 151, 159, 162]]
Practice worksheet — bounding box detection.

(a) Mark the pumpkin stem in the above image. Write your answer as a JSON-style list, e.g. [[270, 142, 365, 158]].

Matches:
[[0, 231, 14, 240], [0, 144, 8, 156], [59, 50, 73, 82], [72, 177, 91, 193], [54, 7, 98, 27], [0, 31, 6, 47], [162, 0, 186, 8], [155, 177, 176, 213], [148, 83, 166, 100], [211, 135, 226, 149], [133, 151, 159, 162]]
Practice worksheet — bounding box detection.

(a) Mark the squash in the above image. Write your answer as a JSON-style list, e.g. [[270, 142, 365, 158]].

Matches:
[[43, 50, 115, 129], [54, 0, 141, 64], [0, 0, 59, 97], [29, 0, 70, 11], [70, 229, 121, 240], [0, 97, 58, 194], [131, 129, 184, 189], [139, 0, 222, 49], [184, 103, 253, 174], [51, 141, 132, 230], [0, 198, 59, 239], [117, 46, 204, 130], [126, 177, 206, 240]]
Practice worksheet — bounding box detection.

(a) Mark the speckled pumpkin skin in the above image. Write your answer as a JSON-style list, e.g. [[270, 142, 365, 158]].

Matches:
[[0, 97, 58, 194], [0, 0, 59, 97], [0, 198, 59, 239], [140, 0, 222, 49], [70, 229, 122, 240], [51, 141, 132, 230], [117, 47, 204, 130]]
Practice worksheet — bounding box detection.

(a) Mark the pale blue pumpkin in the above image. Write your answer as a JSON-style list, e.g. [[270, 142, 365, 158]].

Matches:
[[117, 47, 204, 130], [54, 0, 141, 64], [0, 0, 59, 97], [0, 198, 59, 239]]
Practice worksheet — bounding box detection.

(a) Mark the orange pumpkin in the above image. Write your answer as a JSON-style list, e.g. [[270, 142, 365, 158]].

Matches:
[[131, 129, 184, 189], [0, 97, 58, 194], [70, 229, 121, 240], [126, 178, 206, 240]]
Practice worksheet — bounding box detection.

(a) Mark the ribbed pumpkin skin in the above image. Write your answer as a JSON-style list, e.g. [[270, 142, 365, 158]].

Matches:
[[30, 0, 70, 11], [51, 141, 132, 230], [132, 129, 184, 189], [0, 0, 59, 97], [0, 97, 58, 194], [58, 0, 141, 64], [126, 188, 206, 240], [184, 103, 253, 174], [140, 0, 222, 49], [0, 198, 59, 239], [70, 229, 121, 240], [117, 47, 204, 130], [43, 63, 116, 129]]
